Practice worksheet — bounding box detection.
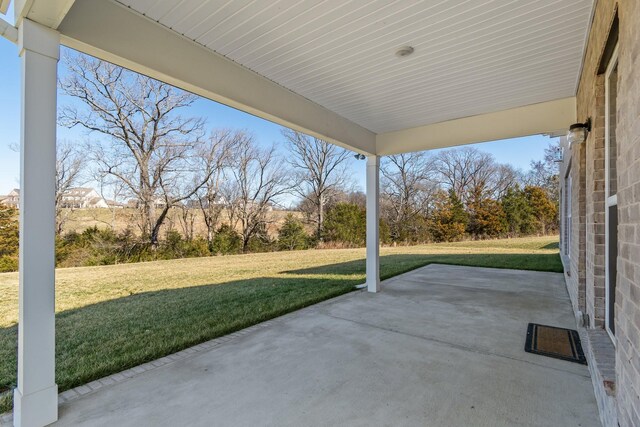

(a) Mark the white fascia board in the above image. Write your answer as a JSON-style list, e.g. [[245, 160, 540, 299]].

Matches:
[[57, 0, 376, 155], [13, 0, 75, 28], [0, 0, 10, 15], [376, 97, 577, 155], [0, 16, 17, 43]]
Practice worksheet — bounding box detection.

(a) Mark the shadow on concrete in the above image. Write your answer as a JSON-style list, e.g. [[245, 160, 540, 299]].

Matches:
[[0, 251, 562, 413], [0, 275, 359, 412]]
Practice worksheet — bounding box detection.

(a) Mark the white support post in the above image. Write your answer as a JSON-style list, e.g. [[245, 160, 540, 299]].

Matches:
[[366, 155, 380, 293], [14, 19, 60, 427]]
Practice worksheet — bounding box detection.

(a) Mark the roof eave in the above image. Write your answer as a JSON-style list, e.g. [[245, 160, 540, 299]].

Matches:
[[0, 0, 10, 15]]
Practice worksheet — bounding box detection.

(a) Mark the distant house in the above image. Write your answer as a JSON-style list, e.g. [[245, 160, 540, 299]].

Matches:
[[186, 195, 229, 209], [126, 197, 168, 209], [0, 189, 20, 208], [60, 188, 109, 209], [1, 188, 111, 209], [106, 199, 126, 209]]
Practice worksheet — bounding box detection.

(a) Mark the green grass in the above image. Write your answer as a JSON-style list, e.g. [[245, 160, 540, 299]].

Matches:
[[0, 235, 561, 413]]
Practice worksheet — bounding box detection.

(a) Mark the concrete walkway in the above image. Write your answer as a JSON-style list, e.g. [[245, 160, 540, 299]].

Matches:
[[52, 264, 600, 426]]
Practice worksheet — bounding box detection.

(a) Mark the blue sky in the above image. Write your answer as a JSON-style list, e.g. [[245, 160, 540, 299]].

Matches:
[[0, 19, 556, 197]]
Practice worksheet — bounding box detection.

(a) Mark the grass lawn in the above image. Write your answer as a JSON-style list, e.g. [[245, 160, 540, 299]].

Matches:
[[0, 235, 562, 413]]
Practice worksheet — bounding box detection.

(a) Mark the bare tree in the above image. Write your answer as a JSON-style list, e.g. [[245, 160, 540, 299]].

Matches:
[[381, 152, 438, 241], [223, 137, 291, 252], [283, 129, 352, 239], [55, 141, 86, 233], [491, 163, 522, 200], [59, 53, 219, 246], [91, 167, 129, 231], [177, 201, 197, 242], [11, 140, 86, 234], [433, 147, 498, 204], [525, 141, 561, 202], [195, 129, 243, 246]]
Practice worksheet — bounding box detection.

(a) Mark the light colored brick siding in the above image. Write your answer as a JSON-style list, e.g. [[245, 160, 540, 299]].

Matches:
[[563, 136, 588, 318], [568, 0, 640, 426], [585, 74, 607, 328], [577, 0, 611, 330], [615, 0, 640, 424]]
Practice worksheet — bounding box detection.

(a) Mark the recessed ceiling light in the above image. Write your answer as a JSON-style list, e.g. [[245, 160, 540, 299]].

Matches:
[[395, 46, 414, 58]]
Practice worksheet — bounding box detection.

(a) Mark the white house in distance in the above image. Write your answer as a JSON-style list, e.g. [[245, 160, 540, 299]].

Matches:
[[59, 187, 108, 209], [1, 188, 109, 209], [0, 189, 19, 208]]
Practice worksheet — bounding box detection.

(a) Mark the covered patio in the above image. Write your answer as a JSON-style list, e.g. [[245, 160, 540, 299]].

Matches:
[[14, 264, 599, 426], [0, 0, 597, 425]]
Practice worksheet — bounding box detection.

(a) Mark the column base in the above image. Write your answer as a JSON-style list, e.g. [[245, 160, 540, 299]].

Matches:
[[13, 385, 58, 427], [367, 281, 380, 293]]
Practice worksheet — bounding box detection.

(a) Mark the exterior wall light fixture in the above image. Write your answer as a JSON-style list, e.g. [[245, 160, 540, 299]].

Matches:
[[567, 118, 591, 145]]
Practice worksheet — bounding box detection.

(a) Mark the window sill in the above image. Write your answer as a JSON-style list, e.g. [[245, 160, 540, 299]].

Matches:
[[586, 328, 616, 396]]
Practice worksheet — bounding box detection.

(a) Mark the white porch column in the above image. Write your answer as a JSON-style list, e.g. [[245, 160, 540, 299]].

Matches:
[[14, 19, 60, 427], [366, 155, 380, 292]]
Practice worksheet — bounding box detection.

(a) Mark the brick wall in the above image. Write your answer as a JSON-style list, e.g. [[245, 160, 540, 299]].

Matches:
[[563, 136, 588, 318], [567, 0, 640, 425], [585, 74, 607, 328], [614, 0, 640, 424], [581, 328, 618, 427], [577, 0, 612, 330]]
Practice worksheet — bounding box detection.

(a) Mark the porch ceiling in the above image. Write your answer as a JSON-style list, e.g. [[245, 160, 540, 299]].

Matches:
[[117, 0, 592, 135], [10, 0, 590, 154]]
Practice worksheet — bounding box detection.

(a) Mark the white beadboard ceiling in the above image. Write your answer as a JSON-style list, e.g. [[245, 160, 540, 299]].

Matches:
[[115, 0, 593, 134]]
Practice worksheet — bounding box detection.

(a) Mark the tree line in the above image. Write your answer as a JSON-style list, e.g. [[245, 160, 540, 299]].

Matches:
[[0, 52, 559, 271]]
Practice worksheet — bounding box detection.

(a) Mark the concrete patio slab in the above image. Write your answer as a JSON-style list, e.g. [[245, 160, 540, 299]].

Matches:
[[49, 264, 600, 426]]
